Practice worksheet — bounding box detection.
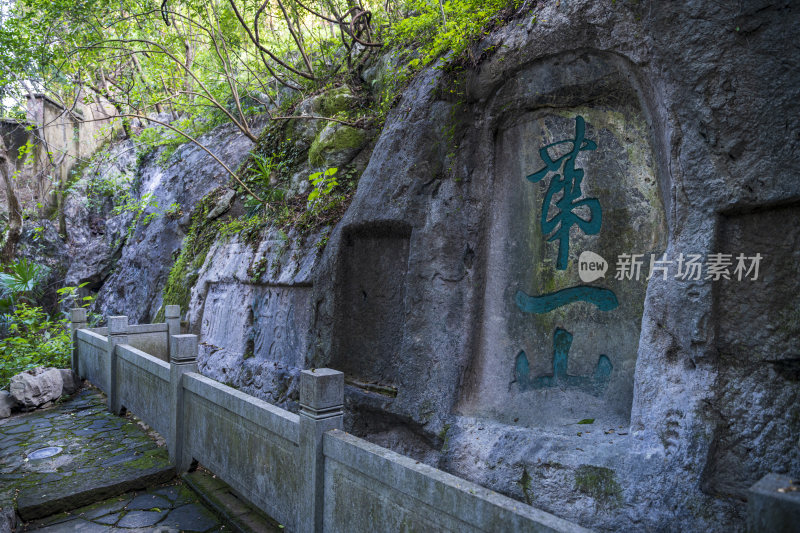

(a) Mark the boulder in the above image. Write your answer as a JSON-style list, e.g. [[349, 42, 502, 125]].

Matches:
[[289, 95, 328, 149], [315, 86, 357, 116], [87, 118, 266, 323], [308, 123, 368, 168], [0, 390, 16, 419], [59, 369, 81, 395], [9, 367, 64, 409], [289, 87, 358, 151], [361, 52, 400, 97], [206, 189, 236, 221]]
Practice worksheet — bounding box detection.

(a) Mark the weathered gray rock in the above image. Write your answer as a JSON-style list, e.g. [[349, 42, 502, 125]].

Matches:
[[62, 139, 137, 297], [0, 390, 16, 418], [188, 226, 322, 411], [317, 86, 358, 116], [305, 2, 800, 532], [289, 93, 331, 150], [0, 500, 14, 533], [205, 189, 235, 220], [89, 118, 267, 323], [289, 87, 359, 152], [361, 52, 401, 98], [308, 122, 368, 169], [9, 367, 63, 409], [59, 369, 81, 395]]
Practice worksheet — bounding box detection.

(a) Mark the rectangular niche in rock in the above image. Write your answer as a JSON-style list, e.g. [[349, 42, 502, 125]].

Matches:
[[332, 223, 412, 386], [463, 107, 667, 429], [704, 203, 800, 499]]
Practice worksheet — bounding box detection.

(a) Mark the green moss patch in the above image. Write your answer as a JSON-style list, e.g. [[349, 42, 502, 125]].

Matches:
[[155, 191, 228, 321], [574, 465, 622, 507], [308, 124, 367, 167]]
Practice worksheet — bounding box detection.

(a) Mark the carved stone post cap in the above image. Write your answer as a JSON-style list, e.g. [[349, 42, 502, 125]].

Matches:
[[107, 316, 128, 335], [300, 368, 344, 415], [165, 305, 181, 319], [70, 308, 87, 322], [170, 334, 198, 363]]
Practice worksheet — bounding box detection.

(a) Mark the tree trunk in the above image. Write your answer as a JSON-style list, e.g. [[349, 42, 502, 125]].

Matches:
[[0, 135, 23, 264]]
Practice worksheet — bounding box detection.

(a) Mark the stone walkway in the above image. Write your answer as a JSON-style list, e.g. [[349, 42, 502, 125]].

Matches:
[[20, 483, 223, 532], [0, 387, 225, 532]]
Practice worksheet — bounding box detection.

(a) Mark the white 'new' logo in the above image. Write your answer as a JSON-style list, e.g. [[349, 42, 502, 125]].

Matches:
[[578, 251, 608, 282]]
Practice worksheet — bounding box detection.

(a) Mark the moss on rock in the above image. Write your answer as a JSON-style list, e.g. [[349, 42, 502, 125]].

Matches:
[[155, 191, 226, 321], [316, 86, 357, 116], [574, 464, 622, 507], [308, 124, 367, 168]]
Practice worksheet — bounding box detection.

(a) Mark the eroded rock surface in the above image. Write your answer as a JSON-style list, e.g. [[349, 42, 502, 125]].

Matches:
[[0, 391, 15, 419], [9, 368, 65, 409]]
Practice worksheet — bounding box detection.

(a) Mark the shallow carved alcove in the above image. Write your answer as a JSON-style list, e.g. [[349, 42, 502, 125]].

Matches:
[[704, 203, 800, 498], [331, 222, 412, 385]]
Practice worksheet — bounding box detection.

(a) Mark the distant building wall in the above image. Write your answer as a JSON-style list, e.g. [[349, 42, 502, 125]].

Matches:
[[0, 94, 119, 220], [24, 93, 118, 218], [0, 118, 35, 215]]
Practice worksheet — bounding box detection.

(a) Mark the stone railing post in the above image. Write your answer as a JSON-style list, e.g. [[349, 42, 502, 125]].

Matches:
[[106, 315, 128, 414], [169, 334, 197, 472], [748, 473, 800, 531], [298, 368, 343, 533], [70, 308, 87, 377], [165, 305, 181, 358]]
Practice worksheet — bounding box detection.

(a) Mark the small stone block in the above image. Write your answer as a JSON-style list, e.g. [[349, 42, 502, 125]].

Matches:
[[747, 473, 800, 533], [107, 316, 128, 335], [170, 334, 198, 362], [300, 368, 344, 410], [165, 305, 181, 319], [70, 308, 87, 323]]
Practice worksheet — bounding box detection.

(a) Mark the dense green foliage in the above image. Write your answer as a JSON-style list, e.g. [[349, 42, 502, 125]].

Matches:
[[0, 0, 535, 342], [0, 304, 71, 386], [0, 258, 49, 313], [0, 259, 95, 387], [389, 0, 522, 67], [1, 0, 531, 131]]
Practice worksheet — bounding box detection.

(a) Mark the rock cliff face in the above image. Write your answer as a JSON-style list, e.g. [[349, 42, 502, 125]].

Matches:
[[75, 120, 266, 323], [55, 1, 798, 531]]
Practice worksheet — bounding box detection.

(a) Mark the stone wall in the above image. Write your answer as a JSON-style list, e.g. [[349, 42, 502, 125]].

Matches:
[[73, 321, 582, 532], [25, 94, 118, 215]]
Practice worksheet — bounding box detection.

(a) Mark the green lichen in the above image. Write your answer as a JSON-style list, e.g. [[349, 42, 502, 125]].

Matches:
[[154, 84, 370, 314], [517, 466, 533, 505], [574, 464, 622, 507], [123, 449, 169, 471], [438, 424, 452, 453], [316, 86, 355, 116], [155, 191, 226, 322], [308, 125, 366, 167]]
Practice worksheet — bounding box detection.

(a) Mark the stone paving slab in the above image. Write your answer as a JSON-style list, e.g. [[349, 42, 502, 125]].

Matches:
[[20, 481, 225, 532], [0, 387, 174, 522]]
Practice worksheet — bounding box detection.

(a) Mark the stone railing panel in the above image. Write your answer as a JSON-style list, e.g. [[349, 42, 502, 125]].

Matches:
[[115, 344, 170, 438], [182, 373, 301, 528], [322, 430, 587, 533]]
